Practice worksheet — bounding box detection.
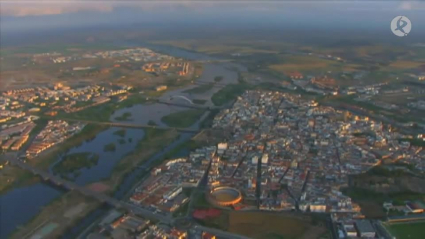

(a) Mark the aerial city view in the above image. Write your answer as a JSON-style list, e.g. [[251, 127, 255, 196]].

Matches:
[[0, 1, 425, 239]]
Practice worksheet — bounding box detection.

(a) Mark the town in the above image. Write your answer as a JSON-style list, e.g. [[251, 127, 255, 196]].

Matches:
[[107, 90, 425, 239]]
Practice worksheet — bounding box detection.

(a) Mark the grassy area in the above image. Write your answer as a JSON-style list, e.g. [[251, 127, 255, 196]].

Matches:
[[147, 120, 157, 126], [114, 112, 132, 121], [200, 109, 220, 129], [103, 143, 116, 152], [172, 201, 190, 218], [62, 93, 149, 121], [211, 84, 250, 106], [113, 129, 126, 137], [161, 109, 205, 128], [162, 139, 207, 160], [52, 152, 99, 177], [342, 187, 425, 205], [196, 210, 230, 230], [183, 83, 214, 94], [342, 187, 425, 217], [0, 167, 39, 195], [1, 43, 125, 57], [118, 138, 126, 145], [192, 99, 207, 105], [366, 166, 410, 177], [387, 60, 424, 70], [214, 76, 224, 82], [106, 128, 180, 192], [322, 95, 383, 112], [268, 55, 357, 73], [35, 124, 108, 170], [9, 191, 100, 239], [385, 221, 425, 239], [227, 211, 326, 239], [0, 124, 107, 194]]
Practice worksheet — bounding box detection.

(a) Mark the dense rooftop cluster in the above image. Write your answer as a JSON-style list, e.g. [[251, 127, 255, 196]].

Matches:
[[126, 90, 424, 220], [211, 91, 424, 213]]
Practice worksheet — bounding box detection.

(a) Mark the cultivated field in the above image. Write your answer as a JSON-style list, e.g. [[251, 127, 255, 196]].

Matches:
[[268, 55, 358, 73]]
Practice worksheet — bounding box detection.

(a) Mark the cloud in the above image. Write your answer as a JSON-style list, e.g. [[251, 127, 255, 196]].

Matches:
[[0, 1, 324, 17], [0, 0, 215, 17], [1, 1, 114, 17], [398, 1, 425, 11], [400, 1, 413, 10], [3, 1, 424, 17]]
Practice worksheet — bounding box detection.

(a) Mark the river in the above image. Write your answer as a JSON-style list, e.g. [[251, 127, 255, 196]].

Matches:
[[0, 43, 243, 239]]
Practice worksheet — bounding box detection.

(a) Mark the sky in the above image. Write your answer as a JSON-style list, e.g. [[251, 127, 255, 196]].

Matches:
[[1, 1, 424, 39]]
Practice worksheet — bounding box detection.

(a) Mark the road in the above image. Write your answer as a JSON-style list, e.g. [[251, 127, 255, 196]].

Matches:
[[6, 155, 255, 239]]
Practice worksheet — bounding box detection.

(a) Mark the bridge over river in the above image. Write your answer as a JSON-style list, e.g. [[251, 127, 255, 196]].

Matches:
[[7, 156, 172, 224], [6, 156, 253, 239], [58, 118, 201, 133]]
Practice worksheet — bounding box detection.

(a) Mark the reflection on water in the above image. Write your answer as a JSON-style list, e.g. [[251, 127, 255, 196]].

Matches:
[[0, 128, 144, 239], [49, 127, 145, 186], [0, 184, 64, 239], [1, 43, 244, 239], [111, 103, 189, 126]]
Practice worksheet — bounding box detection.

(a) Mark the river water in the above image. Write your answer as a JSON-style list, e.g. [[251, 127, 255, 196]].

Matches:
[[0, 44, 243, 239]]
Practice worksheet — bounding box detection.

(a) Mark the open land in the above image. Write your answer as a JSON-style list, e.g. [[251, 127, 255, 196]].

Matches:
[[385, 221, 425, 239], [161, 109, 205, 128], [52, 152, 100, 177], [198, 211, 327, 239], [9, 191, 100, 239]]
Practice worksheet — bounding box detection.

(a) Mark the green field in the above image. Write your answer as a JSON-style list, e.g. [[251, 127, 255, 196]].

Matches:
[[192, 99, 207, 105], [63, 93, 150, 121], [211, 84, 250, 106], [103, 143, 116, 152], [268, 55, 359, 73], [109, 128, 180, 191], [52, 152, 99, 177], [386, 221, 425, 239], [161, 109, 205, 128], [113, 129, 127, 137], [114, 112, 132, 121], [228, 211, 327, 239]]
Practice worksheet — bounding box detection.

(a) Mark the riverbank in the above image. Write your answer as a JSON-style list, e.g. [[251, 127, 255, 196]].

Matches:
[[35, 124, 109, 171], [104, 128, 180, 193], [52, 152, 100, 179], [0, 124, 108, 195], [61, 93, 151, 122], [161, 109, 206, 128], [8, 191, 100, 239]]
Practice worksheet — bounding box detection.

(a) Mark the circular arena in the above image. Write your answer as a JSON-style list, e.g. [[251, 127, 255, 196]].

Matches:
[[207, 186, 242, 207]]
